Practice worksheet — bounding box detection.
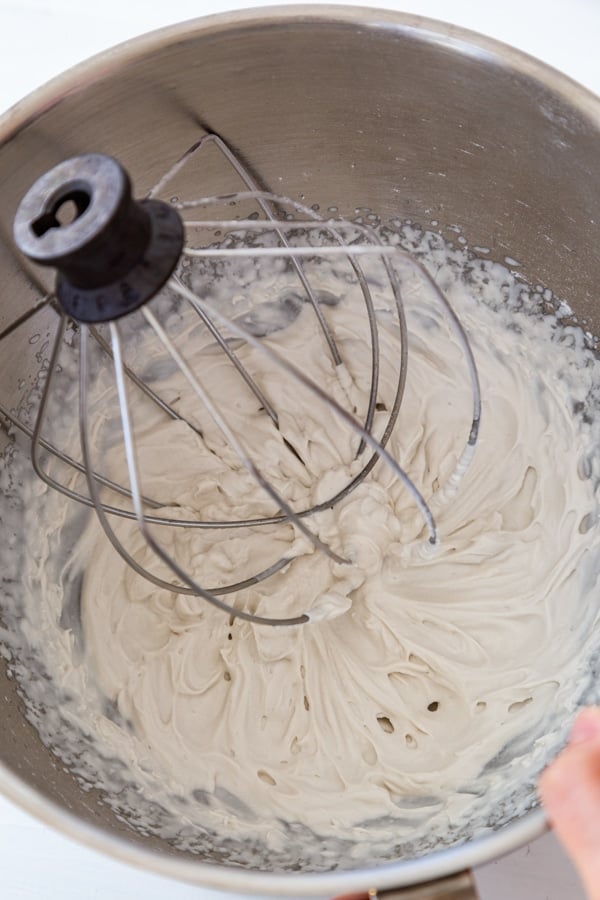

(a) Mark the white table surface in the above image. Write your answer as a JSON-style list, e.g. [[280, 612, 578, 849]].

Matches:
[[0, 0, 598, 897]]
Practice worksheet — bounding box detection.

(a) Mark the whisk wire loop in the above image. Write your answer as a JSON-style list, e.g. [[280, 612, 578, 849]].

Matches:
[[163, 132, 343, 367], [172, 277, 439, 546], [9, 132, 487, 627], [142, 305, 350, 566], [78, 322, 309, 627]]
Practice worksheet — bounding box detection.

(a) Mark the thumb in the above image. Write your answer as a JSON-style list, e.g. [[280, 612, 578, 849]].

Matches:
[[539, 707, 600, 900]]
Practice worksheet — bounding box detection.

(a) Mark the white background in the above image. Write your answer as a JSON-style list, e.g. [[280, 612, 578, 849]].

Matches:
[[0, 1, 599, 898]]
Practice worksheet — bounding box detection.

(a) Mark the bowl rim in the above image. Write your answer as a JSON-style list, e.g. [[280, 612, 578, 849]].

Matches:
[[0, 754, 548, 895], [1, 3, 600, 148], [1, 3, 593, 893]]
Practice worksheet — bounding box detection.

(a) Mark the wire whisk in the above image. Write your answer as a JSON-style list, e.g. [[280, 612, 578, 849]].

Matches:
[[7, 133, 481, 626]]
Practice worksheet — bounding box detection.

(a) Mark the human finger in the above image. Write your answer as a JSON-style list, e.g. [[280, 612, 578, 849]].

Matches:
[[539, 707, 600, 900]]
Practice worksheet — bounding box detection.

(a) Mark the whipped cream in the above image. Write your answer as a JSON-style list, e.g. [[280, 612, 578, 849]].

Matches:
[[2, 224, 600, 869]]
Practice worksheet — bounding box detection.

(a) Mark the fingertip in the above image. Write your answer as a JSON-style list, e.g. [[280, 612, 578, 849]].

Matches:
[[540, 707, 600, 803], [539, 755, 569, 811], [538, 721, 600, 897], [569, 706, 600, 745]]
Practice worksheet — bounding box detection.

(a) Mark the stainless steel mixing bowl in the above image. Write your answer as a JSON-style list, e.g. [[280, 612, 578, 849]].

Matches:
[[1, 6, 600, 898]]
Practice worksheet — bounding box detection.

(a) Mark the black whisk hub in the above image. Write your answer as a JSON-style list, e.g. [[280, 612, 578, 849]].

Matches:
[[13, 153, 184, 323]]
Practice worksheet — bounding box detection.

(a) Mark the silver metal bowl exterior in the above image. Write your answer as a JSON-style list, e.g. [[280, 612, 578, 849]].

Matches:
[[1, 5, 599, 896]]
